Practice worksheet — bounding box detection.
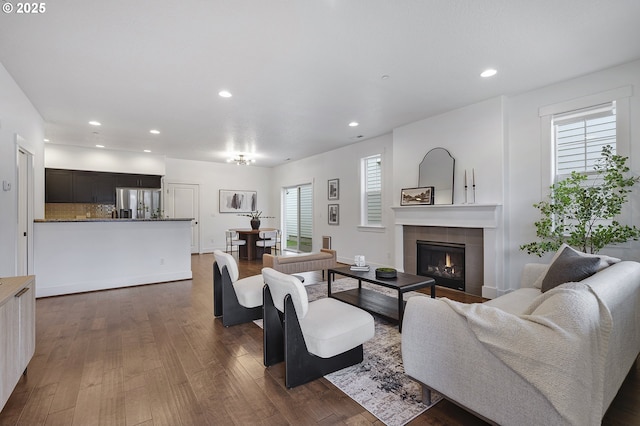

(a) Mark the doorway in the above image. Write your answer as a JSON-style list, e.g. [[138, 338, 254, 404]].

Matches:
[[283, 184, 312, 253], [166, 183, 200, 253], [16, 139, 34, 276]]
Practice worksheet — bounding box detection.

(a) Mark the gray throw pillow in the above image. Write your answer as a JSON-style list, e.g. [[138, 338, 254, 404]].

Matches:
[[541, 247, 600, 293]]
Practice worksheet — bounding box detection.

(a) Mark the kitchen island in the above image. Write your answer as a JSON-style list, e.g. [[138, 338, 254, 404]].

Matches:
[[33, 218, 193, 297]]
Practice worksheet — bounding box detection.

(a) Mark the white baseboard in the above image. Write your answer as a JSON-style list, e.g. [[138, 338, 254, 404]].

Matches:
[[35, 270, 193, 298]]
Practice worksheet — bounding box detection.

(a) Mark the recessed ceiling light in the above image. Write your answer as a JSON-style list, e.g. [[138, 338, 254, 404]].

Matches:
[[381, 75, 390, 80], [218, 90, 232, 98], [149, 129, 160, 135], [349, 121, 359, 127], [144, 149, 151, 153], [43, 138, 49, 142], [89, 120, 101, 126], [480, 68, 497, 78], [95, 144, 105, 148]]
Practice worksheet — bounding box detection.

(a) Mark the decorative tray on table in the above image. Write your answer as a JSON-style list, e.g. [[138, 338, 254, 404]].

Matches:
[[375, 267, 397, 279]]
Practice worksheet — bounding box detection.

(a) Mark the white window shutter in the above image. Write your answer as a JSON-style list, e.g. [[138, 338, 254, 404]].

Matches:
[[554, 102, 616, 180], [363, 155, 382, 225]]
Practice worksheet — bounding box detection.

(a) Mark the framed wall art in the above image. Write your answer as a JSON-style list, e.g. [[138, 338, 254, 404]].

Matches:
[[328, 204, 339, 225], [328, 178, 339, 200], [401, 186, 435, 206], [219, 189, 257, 213]]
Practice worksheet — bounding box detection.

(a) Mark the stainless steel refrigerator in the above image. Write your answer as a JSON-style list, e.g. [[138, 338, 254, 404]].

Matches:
[[115, 188, 162, 219]]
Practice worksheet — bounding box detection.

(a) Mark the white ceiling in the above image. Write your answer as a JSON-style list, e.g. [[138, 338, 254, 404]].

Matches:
[[1, 0, 640, 167]]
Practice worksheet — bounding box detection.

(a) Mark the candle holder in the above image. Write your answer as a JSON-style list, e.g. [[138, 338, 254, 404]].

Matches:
[[463, 170, 468, 204], [470, 168, 476, 204]]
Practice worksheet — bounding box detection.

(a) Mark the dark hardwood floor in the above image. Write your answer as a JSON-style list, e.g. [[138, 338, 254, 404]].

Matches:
[[1, 253, 637, 425]]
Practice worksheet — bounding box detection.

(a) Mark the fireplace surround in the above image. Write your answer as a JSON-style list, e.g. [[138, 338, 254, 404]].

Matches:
[[392, 204, 503, 299], [404, 227, 482, 295]]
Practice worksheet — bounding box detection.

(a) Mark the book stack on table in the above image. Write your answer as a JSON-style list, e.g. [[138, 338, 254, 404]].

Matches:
[[350, 264, 370, 272]]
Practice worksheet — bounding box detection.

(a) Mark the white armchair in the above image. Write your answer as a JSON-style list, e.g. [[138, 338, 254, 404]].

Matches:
[[262, 267, 375, 388], [213, 250, 263, 327]]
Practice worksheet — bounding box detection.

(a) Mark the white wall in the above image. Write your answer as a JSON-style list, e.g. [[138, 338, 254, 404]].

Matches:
[[0, 62, 45, 276], [45, 144, 165, 175], [271, 133, 395, 267], [392, 96, 506, 206], [391, 97, 506, 294], [389, 61, 640, 291], [506, 59, 640, 287], [164, 158, 275, 253]]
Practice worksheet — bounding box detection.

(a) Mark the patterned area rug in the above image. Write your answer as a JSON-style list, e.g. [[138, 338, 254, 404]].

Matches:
[[258, 278, 442, 426]]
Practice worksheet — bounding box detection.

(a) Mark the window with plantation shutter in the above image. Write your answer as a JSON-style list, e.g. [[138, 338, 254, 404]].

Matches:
[[552, 102, 617, 231], [361, 154, 382, 225], [553, 102, 616, 182]]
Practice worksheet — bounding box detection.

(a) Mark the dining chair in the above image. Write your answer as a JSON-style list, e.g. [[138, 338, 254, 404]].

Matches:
[[274, 229, 282, 254], [225, 230, 246, 255], [256, 230, 278, 258]]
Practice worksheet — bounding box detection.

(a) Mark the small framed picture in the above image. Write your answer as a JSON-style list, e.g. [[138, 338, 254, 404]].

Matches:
[[328, 204, 339, 225], [328, 178, 339, 200], [401, 186, 435, 206]]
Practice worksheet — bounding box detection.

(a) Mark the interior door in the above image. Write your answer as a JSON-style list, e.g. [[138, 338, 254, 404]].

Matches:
[[166, 183, 200, 253]]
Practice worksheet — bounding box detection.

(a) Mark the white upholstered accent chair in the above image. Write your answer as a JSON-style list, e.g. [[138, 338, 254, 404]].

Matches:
[[225, 230, 246, 255], [262, 267, 375, 388], [213, 250, 263, 327], [256, 230, 278, 257]]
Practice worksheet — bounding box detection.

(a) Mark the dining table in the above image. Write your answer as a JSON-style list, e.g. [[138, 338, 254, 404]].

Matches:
[[235, 228, 276, 260]]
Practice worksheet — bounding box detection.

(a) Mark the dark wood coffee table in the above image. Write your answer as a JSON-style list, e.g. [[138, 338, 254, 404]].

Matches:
[[327, 266, 436, 332]]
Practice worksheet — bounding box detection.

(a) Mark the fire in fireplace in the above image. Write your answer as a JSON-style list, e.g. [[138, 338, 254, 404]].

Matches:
[[416, 240, 465, 292]]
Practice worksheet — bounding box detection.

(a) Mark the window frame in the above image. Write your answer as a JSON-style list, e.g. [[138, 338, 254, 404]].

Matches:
[[552, 102, 616, 184], [360, 153, 383, 227], [538, 86, 631, 195], [538, 86, 632, 239]]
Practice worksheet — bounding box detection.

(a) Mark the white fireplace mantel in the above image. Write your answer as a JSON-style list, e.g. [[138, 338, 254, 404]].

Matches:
[[392, 203, 503, 299]]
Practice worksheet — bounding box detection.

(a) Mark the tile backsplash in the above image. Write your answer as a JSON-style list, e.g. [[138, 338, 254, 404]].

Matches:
[[45, 203, 116, 219]]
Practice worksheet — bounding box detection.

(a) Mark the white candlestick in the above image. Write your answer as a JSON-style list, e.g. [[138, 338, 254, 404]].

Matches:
[[464, 170, 468, 204], [472, 168, 476, 204]]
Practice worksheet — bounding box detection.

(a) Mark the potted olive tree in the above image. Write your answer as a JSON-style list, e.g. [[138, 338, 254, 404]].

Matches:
[[521, 145, 640, 255]]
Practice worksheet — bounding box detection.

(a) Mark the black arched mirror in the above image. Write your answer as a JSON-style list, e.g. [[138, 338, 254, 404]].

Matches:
[[418, 148, 455, 204]]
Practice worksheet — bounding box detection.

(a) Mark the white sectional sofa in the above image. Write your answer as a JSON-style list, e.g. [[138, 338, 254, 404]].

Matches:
[[402, 246, 640, 426]]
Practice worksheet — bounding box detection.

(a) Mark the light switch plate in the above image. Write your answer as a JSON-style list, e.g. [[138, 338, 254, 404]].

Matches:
[[3, 180, 11, 191]]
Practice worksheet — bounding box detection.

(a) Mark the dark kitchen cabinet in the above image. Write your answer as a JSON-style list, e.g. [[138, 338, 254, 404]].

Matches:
[[72, 172, 93, 203], [45, 169, 162, 204], [45, 169, 74, 202], [73, 171, 116, 203], [141, 175, 162, 188], [93, 174, 117, 202], [115, 174, 161, 188]]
